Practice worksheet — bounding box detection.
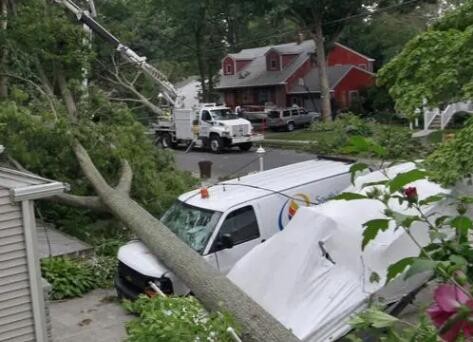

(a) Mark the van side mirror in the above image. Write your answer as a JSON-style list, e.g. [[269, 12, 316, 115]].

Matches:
[[219, 234, 234, 250]]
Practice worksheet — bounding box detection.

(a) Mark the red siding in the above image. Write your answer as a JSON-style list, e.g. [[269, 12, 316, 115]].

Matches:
[[282, 54, 298, 68], [224, 91, 235, 107], [333, 68, 375, 108], [285, 59, 312, 92], [223, 57, 235, 75], [327, 44, 372, 71], [266, 51, 281, 71], [236, 59, 252, 72]]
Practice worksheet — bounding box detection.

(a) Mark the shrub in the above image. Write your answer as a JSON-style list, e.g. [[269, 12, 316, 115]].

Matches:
[[41, 256, 118, 299], [372, 126, 419, 159], [311, 113, 373, 137], [124, 295, 239, 342], [41, 257, 98, 300]]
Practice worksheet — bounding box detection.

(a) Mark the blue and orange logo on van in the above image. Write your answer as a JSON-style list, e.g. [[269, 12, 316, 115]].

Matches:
[[278, 193, 311, 230]]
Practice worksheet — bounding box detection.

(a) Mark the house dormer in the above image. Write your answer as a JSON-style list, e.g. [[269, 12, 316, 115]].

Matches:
[[266, 49, 281, 71], [223, 56, 235, 75], [282, 54, 298, 68]]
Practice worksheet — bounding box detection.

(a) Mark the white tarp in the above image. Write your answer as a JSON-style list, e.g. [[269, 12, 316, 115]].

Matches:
[[228, 163, 453, 341]]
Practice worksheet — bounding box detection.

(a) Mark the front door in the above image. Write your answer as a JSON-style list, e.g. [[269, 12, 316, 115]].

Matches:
[[210, 205, 262, 274], [199, 110, 212, 137]]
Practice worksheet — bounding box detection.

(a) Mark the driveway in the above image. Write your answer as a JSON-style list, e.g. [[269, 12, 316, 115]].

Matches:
[[50, 289, 131, 342], [173, 147, 324, 180]]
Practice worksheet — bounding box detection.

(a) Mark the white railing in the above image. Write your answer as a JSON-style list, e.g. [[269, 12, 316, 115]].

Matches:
[[441, 101, 473, 129], [423, 101, 473, 130], [423, 107, 440, 130]]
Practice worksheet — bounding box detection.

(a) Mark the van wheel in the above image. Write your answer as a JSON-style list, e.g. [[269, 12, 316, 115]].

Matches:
[[239, 142, 253, 151], [160, 133, 174, 149], [287, 122, 295, 132], [209, 135, 223, 153]]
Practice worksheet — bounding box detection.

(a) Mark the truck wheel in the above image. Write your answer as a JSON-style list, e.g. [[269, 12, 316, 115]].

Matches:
[[239, 142, 253, 151], [160, 133, 174, 149], [287, 122, 295, 132], [209, 135, 223, 153]]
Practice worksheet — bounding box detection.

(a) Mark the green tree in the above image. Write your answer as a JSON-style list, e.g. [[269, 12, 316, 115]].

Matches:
[[263, 0, 370, 121], [378, 0, 473, 117]]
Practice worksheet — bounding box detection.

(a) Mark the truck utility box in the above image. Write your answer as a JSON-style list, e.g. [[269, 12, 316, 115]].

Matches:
[[153, 105, 263, 153]]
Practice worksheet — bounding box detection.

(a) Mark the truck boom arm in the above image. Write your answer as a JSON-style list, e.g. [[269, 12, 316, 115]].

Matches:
[[54, 0, 177, 106]]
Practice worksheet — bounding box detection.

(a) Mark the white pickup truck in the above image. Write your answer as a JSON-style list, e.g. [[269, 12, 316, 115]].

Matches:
[[152, 104, 263, 153]]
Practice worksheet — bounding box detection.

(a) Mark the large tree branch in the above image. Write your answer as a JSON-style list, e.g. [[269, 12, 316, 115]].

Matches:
[[49, 193, 107, 212], [72, 140, 299, 342], [56, 63, 78, 120], [115, 159, 132, 195], [100, 57, 163, 115]]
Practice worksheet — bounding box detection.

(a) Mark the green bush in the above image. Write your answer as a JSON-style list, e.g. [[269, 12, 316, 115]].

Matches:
[[311, 113, 373, 137], [124, 295, 239, 342], [41, 257, 98, 300], [426, 119, 473, 185], [373, 126, 419, 159], [41, 256, 118, 299]]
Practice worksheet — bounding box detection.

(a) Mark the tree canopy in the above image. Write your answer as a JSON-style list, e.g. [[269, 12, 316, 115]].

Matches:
[[378, 0, 473, 116]]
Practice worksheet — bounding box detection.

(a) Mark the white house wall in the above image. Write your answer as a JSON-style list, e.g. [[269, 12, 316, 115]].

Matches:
[[0, 187, 36, 341]]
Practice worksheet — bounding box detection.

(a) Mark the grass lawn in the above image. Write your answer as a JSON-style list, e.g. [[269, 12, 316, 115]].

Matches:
[[264, 129, 329, 141]]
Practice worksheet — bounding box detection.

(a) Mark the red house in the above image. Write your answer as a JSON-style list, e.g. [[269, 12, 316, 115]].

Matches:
[[216, 40, 375, 112]]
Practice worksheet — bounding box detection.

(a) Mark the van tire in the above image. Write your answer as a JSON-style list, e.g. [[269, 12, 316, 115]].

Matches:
[[238, 142, 253, 151], [160, 133, 175, 149], [287, 122, 295, 132], [209, 135, 223, 153]]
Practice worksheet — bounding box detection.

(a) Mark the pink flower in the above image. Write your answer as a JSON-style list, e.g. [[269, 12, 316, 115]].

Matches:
[[404, 186, 418, 202], [427, 284, 473, 341]]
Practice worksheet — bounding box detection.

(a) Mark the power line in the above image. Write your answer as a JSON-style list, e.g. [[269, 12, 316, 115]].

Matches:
[[144, 0, 423, 62]]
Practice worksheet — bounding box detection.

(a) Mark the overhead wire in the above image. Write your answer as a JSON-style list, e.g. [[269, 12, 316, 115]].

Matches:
[[142, 0, 424, 62]]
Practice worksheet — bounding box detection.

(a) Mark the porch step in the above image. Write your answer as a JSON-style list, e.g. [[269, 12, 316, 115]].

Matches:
[[428, 116, 441, 129]]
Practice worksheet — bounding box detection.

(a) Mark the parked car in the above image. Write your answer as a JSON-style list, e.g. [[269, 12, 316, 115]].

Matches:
[[241, 111, 268, 131], [114, 159, 353, 299], [267, 107, 319, 131]]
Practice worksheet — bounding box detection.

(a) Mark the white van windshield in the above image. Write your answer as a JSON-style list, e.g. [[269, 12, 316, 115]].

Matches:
[[161, 201, 222, 254]]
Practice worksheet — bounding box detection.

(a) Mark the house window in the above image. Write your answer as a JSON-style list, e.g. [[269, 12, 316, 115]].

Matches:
[[358, 64, 367, 70], [270, 58, 277, 70], [225, 64, 233, 74]]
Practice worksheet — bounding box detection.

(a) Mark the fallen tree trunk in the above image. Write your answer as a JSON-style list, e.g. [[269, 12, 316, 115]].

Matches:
[[72, 141, 299, 342]]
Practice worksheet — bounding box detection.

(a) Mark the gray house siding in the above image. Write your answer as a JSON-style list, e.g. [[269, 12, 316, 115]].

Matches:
[[0, 187, 35, 341]]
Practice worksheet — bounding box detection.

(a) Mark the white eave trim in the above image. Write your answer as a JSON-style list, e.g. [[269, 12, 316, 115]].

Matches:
[[10, 182, 69, 202]]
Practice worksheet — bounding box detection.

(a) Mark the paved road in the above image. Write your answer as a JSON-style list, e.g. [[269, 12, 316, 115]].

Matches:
[[173, 147, 324, 180], [50, 289, 131, 342]]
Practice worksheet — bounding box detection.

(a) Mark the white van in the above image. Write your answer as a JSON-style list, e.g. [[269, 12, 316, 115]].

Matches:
[[115, 159, 353, 298]]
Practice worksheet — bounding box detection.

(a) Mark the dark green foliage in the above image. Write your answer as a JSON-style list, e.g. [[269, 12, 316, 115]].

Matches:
[[41, 257, 98, 300], [123, 295, 239, 342], [308, 114, 418, 159], [0, 97, 196, 240], [379, 0, 473, 117], [426, 118, 473, 185], [41, 256, 117, 299]]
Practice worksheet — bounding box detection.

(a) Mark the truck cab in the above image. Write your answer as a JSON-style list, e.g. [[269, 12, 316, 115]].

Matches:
[[115, 160, 353, 299], [197, 105, 262, 152]]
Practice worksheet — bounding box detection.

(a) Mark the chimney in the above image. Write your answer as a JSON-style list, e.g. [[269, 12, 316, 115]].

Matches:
[[297, 32, 304, 45]]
